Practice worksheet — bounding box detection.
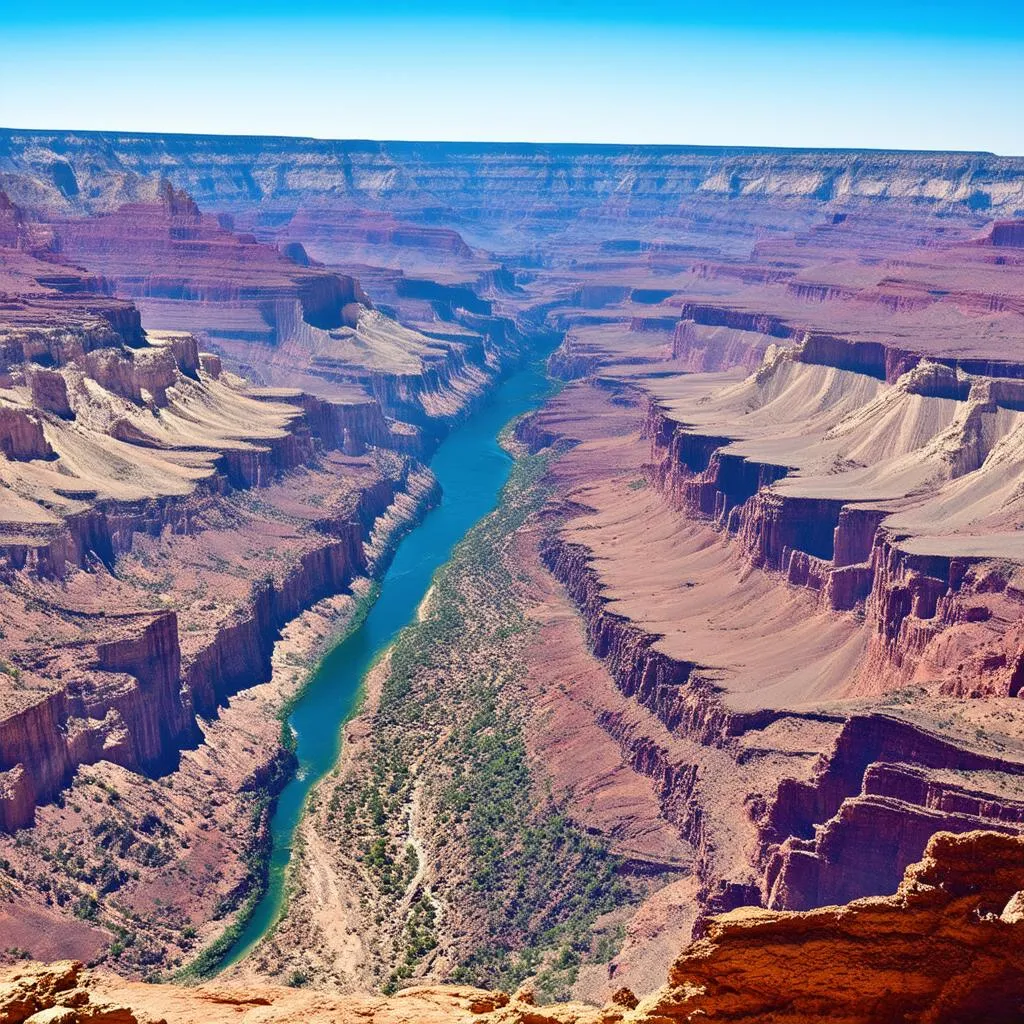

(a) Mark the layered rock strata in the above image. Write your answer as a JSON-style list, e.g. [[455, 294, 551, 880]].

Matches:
[[4, 132, 1024, 219], [526, 364, 1024, 945], [46, 187, 534, 446]]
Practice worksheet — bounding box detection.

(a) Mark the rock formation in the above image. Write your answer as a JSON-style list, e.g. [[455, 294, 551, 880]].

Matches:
[[636, 829, 1024, 1023]]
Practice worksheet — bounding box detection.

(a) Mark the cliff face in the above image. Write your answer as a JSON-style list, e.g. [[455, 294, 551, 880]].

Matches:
[[51, 193, 370, 346], [540, 537, 724, 745], [990, 221, 1024, 247], [641, 307, 1024, 697], [0, 613, 197, 831], [0, 407, 53, 460], [763, 716, 1024, 910], [181, 523, 369, 719], [639, 830, 1024, 1024], [0, 317, 396, 832], [526, 313, 1024, 958], [539, 521, 1024, 917]]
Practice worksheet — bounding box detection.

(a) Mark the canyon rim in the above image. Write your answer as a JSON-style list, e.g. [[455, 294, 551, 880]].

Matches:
[[2, 4, 1024, 1019]]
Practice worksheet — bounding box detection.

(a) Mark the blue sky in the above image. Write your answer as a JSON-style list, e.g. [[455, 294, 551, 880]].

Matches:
[[1, 1, 1022, 152]]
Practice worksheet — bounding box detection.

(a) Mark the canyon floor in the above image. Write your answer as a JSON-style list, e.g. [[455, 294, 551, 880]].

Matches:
[[1, 134, 1024, 1018]]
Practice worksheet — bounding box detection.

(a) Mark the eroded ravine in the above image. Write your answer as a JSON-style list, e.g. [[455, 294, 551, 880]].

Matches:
[[217, 353, 557, 969]]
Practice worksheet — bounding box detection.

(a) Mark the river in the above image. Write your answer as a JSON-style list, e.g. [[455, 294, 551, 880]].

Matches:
[[217, 351, 554, 967]]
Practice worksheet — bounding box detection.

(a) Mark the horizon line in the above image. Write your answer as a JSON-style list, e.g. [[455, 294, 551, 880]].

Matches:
[[1, 125, 1018, 160]]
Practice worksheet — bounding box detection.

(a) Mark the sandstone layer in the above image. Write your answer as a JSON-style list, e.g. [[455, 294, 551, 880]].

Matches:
[[4, 133, 1024, 219]]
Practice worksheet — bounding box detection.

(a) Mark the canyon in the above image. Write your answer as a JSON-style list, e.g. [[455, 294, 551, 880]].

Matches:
[[1, 129, 1024, 1018]]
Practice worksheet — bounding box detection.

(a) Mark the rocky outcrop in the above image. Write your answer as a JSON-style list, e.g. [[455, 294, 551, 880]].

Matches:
[[82, 346, 179, 408], [670, 319, 771, 373], [29, 369, 74, 419], [512, 411, 558, 453], [548, 338, 601, 381], [0, 612, 197, 831], [739, 491, 845, 567], [989, 221, 1024, 247], [280, 211, 476, 260], [763, 715, 1024, 910], [647, 418, 789, 531], [0, 406, 53, 461], [0, 960, 143, 1024], [853, 538, 1024, 698], [677, 303, 791, 343], [291, 393, 399, 455], [647, 403, 858, 581], [670, 300, 1024, 384], [394, 277, 490, 317], [1, 296, 144, 370], [640, 830, 1024, 1024]]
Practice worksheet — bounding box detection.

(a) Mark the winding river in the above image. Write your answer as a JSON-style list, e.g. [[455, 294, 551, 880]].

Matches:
[[219, 352, 554, 967]]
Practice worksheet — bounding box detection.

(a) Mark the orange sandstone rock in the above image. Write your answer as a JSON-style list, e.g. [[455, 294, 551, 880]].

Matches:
[[636, 830, 1024, 1023]]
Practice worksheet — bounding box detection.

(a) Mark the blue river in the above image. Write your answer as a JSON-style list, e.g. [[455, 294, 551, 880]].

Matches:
[[218, 351, 553, 967]]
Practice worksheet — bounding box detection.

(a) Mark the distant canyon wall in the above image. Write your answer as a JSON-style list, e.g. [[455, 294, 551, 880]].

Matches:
[[2, 131, 1023, 220]]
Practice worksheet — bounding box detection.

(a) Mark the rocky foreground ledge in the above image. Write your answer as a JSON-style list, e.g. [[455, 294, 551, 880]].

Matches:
[[3, 830, 1021, 1024]]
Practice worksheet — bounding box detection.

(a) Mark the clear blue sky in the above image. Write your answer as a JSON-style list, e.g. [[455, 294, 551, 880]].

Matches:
[[1, 0, 1021, 153]]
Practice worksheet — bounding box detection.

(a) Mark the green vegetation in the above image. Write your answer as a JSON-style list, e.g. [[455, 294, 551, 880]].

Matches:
[[442, 699, 628, 1000], [324, 451, 634, 1000], [0, 658, 22, 684]]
